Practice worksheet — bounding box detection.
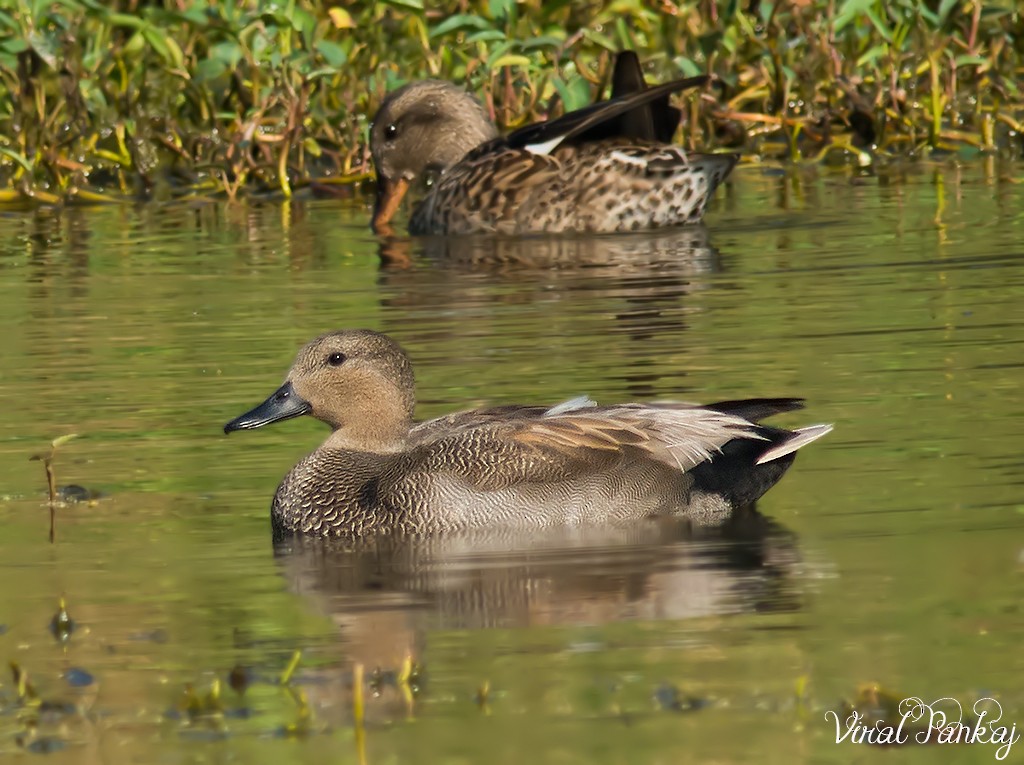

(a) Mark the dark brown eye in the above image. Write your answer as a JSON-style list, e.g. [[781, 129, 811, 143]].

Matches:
[[384, 123, 398, 140], [327, 352, 346, 366]]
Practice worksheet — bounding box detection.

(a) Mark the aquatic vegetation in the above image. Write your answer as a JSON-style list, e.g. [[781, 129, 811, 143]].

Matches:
[[826, 682, 1020, 754], [475, 679, 491, 713], [0, 1, 1020, 204], [1, 593, 1016, 760], [29, 433, 79, 542], [6, 659, 85, 754], [653, 682, 711, 713], [48, 597, 74, 645], [228, 663, 253, 696]]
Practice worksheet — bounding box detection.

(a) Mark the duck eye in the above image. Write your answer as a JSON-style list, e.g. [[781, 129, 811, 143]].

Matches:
[[384, 123, 398, 141], [326, 352, 346, 367]]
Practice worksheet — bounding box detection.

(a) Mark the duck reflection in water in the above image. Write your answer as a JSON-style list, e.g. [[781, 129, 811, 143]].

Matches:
[[376, 219, 722, 272], [270, 514, 806, 725]]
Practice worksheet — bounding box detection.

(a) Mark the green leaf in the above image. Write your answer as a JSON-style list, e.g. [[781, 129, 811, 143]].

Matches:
[[429, 14, 492, 38], [490, 53, 530, 69], [290, 7, 316, 38], [863, 5, 893, 42], [979, 6, 1013, 20], [520, 35, 564, 50], [315, 39, 348, 68], [0, 9, 19, 31], [140, 26, 176, 66], [581, 28, 616, 52], [211, 40, 243, 68], [303, 137, 322, 157], [489, 0, 516, 22], [537, 0, 575, 14], [383, 69, 406, 90], [0, 37, 29, 54], [936, 0, 958, 26], [673, 56, 703, 78], [176, 6, 212, 26], [834, 0, 874, 34], [465, 29, 506, 44], [105, 12, 147, 29], [0, 145, 34, 173], [194, 56, 228, 82], [77, 0, 110, 13], [380, 0, 423, 9], [892, 21, 911, 51], [260, 10, 292, 29], [551, 75, 591, 112], [27, 31, 59, 68], [484, 40, 513, 68], [79, 78, 108, 111], [856, 43, 889, 67], [953, 54, 989, 67], [163, 33, 185, 68]]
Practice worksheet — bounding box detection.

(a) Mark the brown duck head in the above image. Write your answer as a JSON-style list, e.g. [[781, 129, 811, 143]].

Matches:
[[224, 330, 417, 453], [370, 80, 498, 232]]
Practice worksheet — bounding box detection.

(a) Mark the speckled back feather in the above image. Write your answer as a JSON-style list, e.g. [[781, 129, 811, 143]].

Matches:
[[410, 141, 737, 235]]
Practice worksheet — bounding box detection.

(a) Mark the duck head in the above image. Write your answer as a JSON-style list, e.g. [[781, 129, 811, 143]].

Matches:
[[224, 330, 417, 452], [370, 80, 498, 232]]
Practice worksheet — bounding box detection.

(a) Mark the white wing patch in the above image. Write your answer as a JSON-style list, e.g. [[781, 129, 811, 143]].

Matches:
[[545, 396, 598, 416], [524, 135, 566, 156]]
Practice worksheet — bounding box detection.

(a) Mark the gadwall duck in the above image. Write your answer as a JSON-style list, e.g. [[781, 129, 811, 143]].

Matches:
[[370, 52, 739, 235], [224, 330, 831, 537]]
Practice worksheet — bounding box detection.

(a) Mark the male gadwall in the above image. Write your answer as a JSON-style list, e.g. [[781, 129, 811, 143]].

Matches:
[[224, 330, 831, 537], [370, 51, 738, 235]]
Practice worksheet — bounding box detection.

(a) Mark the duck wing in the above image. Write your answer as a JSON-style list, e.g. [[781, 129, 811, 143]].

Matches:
[[509, 403, 761, 473], [405, 398, 760, 489], [406, 396, 830, 488], [576, 51, 683, 144], [706, 397, 806, 422], [505, 401, 831, 483], [501, 73, 708, 156]]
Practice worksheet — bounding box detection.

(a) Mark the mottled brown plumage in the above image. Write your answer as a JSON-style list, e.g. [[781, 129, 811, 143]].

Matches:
[[224, 330, 832, 538], [370, 52, 739, 235]]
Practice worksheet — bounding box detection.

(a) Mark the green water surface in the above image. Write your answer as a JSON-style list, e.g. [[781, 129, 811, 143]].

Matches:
[[0, 161, 1022, 764]]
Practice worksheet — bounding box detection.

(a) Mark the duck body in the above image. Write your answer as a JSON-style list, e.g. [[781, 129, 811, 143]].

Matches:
[[224, 331, 831, 538], [409, 139, 736, 235], [370, 52, 739, 235]]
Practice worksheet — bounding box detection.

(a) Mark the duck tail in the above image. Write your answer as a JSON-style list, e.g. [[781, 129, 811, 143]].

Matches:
[[708, 397, 805, 422], [755, 424, 833, 465]]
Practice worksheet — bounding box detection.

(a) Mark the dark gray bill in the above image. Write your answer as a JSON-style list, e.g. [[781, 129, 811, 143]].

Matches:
[[224, 381, 311, 434]]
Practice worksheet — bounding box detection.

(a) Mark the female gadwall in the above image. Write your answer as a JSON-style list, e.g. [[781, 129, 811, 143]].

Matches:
[[224, 330, 831, 537], [370, 52, 738, 235]]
